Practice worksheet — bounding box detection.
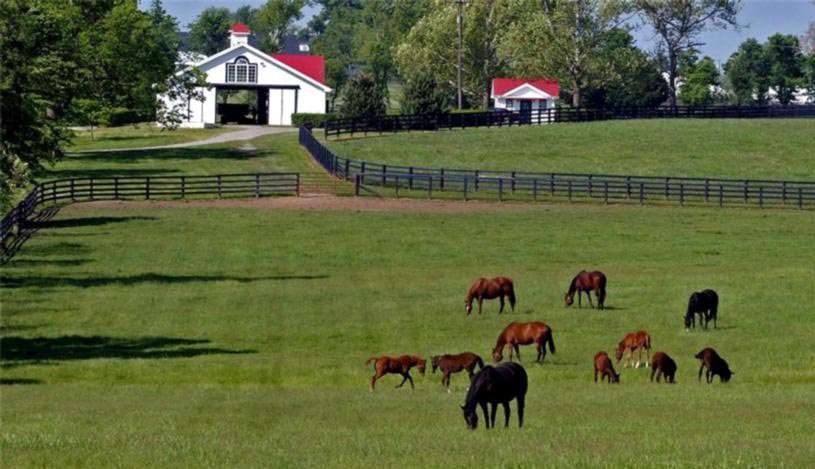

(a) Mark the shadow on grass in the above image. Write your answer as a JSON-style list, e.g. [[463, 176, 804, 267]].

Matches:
[[37, 168, 182, 179], [70, 146, 255, 162], [0, 378, 42, 385], [0, 273, 329, 289], [1, 336, 256, 367], [5, 258, 92, 267], [33, 216, 155, 229], [1, 324, 41, 333]]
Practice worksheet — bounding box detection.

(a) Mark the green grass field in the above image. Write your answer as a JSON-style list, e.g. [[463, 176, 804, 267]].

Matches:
[[326, 119, 815, 180], [68, 124, 233, 152], [2, 202, 814, 466]]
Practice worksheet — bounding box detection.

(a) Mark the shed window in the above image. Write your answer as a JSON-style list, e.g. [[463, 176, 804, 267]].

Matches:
[[226, 57, 257, 84]]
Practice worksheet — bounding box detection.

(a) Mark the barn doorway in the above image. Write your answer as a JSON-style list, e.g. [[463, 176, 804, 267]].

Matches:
[[216, 86, 268, 125]]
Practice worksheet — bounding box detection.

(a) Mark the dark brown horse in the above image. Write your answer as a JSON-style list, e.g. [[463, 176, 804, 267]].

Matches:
[[695, 348, 733, 383], [492, 321, 555, 364], [465, 277, 516, 315], [615, 330, 651, 368], [564, 271, 607, 310], [431, 352, 484, 393], [594, 351, 620, 383], [365, 355, 426, 391], [461, 362, 527, 430], [650, 351, 677, 383]]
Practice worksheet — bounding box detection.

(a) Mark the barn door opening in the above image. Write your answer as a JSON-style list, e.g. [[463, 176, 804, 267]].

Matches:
[[216, 86, 267, 125]]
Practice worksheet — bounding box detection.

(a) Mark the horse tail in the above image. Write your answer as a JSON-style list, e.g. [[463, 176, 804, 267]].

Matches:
[[508, 283, 517, 310], [644, 334, 652, 350], [475, 355, 484, 370], [598, 274, 607, 299], [365, 357, 377, 367], [546, 329, 556, 354]]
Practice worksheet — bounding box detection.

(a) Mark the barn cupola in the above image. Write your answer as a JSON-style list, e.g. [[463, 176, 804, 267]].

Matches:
[[229, 23, 251, 48]]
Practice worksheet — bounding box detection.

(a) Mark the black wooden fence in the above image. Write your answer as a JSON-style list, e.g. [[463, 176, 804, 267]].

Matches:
[[301, 127, 815, 209], [325, 105, 815, 139], [1, 173, 300, 244]]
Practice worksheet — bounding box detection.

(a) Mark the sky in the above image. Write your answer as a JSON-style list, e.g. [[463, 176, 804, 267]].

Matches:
[[150, 0, 815, 64]]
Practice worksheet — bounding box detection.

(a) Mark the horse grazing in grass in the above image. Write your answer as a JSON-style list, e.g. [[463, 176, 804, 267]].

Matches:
[[650, 352, 677, 383], [565, 271, 607, 310], [492, 321, 555, 364], [365, 355, 426, 391], [465, 277, 516, 315], [615, 330, 651, 368], [695, 348, 733, 383], [594, 351, 620, 383], [461, 362, 527, 430], [685, 289, 719, 330], [431, 352, 484, 393]]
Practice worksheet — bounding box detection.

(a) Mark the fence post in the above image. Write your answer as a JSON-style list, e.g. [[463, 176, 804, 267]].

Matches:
[[625, 177, 631, 198], [759, 186, 763, 208], [568, 180, 572, 203], [588, 175, 593, 197], [217, 175, 222, 198], [798, 188, 803, 209], [409, 167, 414, 190], [52, 181, 57, 203], [550, 174, 555, 195], [354, 174, 361, 196], [181, 176, 186, 198], [474, 170, 480, 192], [382, 165, 387, 186], [395, 175, 400, 199], [743, 180, 748, 204], [604, 181, 609, 204], [664, 177, 669, 200], [511, 171, 516, 193], [639, 183, 644, 206], [533, 179, 538, 201], [719, 184, 724, 208], [114, 177, 119, 200], [704, 179, 709, 203], [679, 183, 684, 206], [256, 174, 261, 197], [782, 182, 787, 204], [70, 179, 76, 201], [428, 176, 433, 199], [499, 179, 503, 202], [440, 168, 445, 192], [296, 174, 300, 197], [344, 159, 350, 179], [146, 177, 151, 200], [89, 178, 94, 200]]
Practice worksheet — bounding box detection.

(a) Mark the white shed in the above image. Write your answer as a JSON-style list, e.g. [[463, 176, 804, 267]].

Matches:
[[492, 78, 559, 112], [160, 23, 331, 127]]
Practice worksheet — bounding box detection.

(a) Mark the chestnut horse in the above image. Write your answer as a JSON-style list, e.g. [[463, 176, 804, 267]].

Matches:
[[650, 351, 677, 383], [431, 352, 484, 392], [465, 277, 516, 315], [492, 321, 555, 364], [365, 355, 426, 391], [564, 271, 607, 310], [615, 330, 651, 368], [594, 351, 620, 383]]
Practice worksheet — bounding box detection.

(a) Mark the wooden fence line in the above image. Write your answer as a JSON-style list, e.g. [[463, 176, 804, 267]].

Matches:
[[324, 105, 815, 139], [300, 127, 815, 209], [1, 173, 300, 247]]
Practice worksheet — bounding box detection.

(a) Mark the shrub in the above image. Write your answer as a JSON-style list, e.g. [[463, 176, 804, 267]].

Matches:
[[339, 73, 386, 118], [400, 73, 450, 115], [107, 108, 149, 127], [291, 113, 333, 128]]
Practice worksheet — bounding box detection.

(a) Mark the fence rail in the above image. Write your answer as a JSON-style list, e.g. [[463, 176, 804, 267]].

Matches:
[[1, 172, 300, 245], [324, 105, 815, 139], [301, 127, 815, 209]]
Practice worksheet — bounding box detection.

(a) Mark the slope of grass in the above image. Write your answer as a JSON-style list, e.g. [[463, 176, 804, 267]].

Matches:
[[325, 119, 815, 180], [68, 124, 233, 152], [2, 202, 814, 466]]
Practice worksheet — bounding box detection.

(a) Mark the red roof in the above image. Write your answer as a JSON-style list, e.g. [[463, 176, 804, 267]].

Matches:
[[492, 78, 559, 98], [230, 22, 250, 33], [270, 54, 326, 85]]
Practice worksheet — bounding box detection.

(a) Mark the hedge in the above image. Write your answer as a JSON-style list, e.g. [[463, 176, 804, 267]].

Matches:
[[291, 113, 334, 128]]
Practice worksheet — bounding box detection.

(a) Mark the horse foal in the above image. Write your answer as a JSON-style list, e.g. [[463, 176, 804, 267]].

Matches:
[[431, 352, 484, 393], [365, 355, 426, 391], [649, 352, 677, 383], [615, 330, 651, 368], [695, 348, 733, 383], [594, 351, 620, 383]]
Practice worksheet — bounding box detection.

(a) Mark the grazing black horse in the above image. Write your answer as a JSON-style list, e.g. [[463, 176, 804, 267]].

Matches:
[[685, 289, 719, 330], [461, 362, 527, 430]]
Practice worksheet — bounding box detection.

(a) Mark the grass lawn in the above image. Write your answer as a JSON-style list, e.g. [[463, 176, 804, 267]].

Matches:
[[2, 202, 814, 466], [325, 119, 815, 180], [68, 124, 234, 152]]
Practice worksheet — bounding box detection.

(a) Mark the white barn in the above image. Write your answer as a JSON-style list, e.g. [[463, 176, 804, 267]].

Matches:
[[160, 23, 331, 127], [492, 78, 559, 112]]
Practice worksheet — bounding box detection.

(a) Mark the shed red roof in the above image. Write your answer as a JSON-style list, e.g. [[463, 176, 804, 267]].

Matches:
[[230, 22, 250, 33], [492, 78, 559, 98], [270, 54, 326, 85]]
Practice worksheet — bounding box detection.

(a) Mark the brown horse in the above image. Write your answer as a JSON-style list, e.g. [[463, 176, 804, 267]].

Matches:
[[465, 277, 516, 315], [564, 271, 607, 310], [594, 351, 620, 383], [615, 330, 651, 368], [431, 352, 484, 393], [492, 321, 555, 364], [695, 348, 733, 383], [650, 351, 677, 383], [365, 355, 426, 391]]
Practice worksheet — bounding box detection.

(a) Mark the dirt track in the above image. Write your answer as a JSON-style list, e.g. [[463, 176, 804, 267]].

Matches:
[[67, 194, 548, 214]]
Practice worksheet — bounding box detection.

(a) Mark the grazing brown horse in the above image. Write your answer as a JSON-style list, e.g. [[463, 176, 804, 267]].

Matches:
[[431, 352, 484, 393], [564, 271, 607, 310], [365, 355, 426, 391], [615, 330, 651, 368], [492, 321, 555, 364], [594, 351, 621, 383], [465, 277, 516, 315], [650, 352, 677, 383], [695, 348, 733, 383]]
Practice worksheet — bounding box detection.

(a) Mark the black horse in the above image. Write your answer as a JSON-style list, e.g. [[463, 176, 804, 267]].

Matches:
[[461, 362, 527, 430], [685, 289, 718, 330]]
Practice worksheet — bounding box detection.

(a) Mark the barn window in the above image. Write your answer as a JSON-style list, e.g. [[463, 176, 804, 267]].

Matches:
[[226, 57, 258, 84], [505, 99, 513, 109]]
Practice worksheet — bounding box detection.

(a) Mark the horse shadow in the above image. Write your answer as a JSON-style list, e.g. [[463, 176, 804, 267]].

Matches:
[[0, 335, 255, 368]]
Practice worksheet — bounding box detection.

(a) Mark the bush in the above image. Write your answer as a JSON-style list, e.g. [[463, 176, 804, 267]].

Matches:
[[339, 73, 386, 118], [400, 73, 450, 115], [291, 113, 333, 128], [107, 108, 150, 127]]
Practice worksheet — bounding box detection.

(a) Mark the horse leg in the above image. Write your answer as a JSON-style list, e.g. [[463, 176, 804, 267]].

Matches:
[[443, 371, 451, 393], [656, 369, 663, 383], [395, 373, 408, 388], [698, 364, 704, 382], [371, 371, 383, 391], [635, 347, 642, 369], [407, 372, 415, 390], [490, 403, 498, 428], [478, 297, 483, 315], [536, 342, 543, 364], [514, 343, 521, 362], [650, 366, 656, 382], [517, 395, 525, 428], [480, 402, 490, 429], [587, 290, 594, 309], [595, 369, 599, 383], [578, 290, 582, 308], [502, 402, 511, 427], [499, 295, 505, 314]]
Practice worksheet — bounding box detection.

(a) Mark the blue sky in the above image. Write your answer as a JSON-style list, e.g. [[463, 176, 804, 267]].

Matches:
[[151, 0, 815, 64]]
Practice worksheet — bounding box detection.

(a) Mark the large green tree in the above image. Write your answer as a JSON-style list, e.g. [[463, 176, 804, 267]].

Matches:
[[765, 33, 804, 105], [189, 7, 233, 55], [254, 0, 306, 52], [637, 0, 741, 108], [678, 55, 720, 105], [723, 38, 770, 104]]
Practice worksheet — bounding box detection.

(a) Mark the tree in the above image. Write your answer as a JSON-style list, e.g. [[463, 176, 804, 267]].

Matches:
[[156, 69, 211, 130], [723, 38, 770, 104], [637, 0, 741, 108], [310, 3, 364, 109], [254, 0, 306, 53], [802, 21, 815, 55], [339, 73, 386, 118], [189, 7, 233, 55], [801, 54, 815, 103], [678, 55, 720, 105], [765, 33, 804, 105], [400, 73, 450, 115]]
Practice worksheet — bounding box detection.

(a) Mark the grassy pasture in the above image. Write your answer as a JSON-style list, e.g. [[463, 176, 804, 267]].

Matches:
[[2, 202, 814, 466], [325, 119, 815, 180]]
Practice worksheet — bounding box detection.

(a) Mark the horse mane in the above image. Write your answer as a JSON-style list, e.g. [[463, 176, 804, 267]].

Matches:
[[463, 366, 494, 410]]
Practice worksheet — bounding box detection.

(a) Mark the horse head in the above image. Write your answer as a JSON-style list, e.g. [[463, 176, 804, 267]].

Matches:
[[614, 345, 624, 363], [611, 371, 621, 383], [416, 358, 427, 376], [684, 312, 693, 330], [430, 356, 440, 373], [465, 300, 472, 314], [492, 346, 503, 363], [461, 405, 478, 430], [564, 292, 574, 307]]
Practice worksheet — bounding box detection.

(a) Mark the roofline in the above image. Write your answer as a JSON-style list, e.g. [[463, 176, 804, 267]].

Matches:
[[492, 82, 556, 99], [178, 43, 331, 92]]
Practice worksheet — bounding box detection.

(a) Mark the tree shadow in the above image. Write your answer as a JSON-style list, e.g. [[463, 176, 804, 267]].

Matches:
[[0, 324, 41, 333], [0, 273, 329, 289], [5, 258, 92, 267], [33, 216, 155, 229], [1, 335, 255, 367], [69, 147, 252, 163], [1, 378, 42, 385], [36, 168, 182, 179]]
